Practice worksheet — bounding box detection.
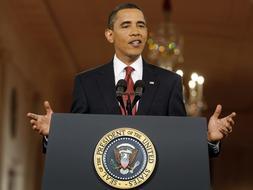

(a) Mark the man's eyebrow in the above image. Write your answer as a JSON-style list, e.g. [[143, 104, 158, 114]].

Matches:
[[120, 20, 146, 26], [120, 21, 131, 26], [137, 21, 146, 25]]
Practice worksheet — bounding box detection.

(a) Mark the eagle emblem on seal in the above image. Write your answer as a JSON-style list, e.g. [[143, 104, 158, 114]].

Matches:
[[110, 143, 140, 175]]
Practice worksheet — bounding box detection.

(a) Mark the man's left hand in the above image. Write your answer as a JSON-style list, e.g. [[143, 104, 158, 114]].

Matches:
[[208, 104, 236, 143]]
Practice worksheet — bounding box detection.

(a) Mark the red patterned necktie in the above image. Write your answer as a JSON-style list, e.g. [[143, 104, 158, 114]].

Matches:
[[121, 66, 136, 115]]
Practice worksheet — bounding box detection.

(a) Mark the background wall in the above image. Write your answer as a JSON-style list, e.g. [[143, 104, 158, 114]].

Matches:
[[0, 0, 252, 189], [0, 44, 4, 189]]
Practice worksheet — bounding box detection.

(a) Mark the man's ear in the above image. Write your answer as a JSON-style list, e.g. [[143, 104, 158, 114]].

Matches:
[[105, 29, 114, 43]]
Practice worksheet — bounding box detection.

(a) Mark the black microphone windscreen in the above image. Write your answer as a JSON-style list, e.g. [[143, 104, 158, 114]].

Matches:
[[134, 80, 145, 90], [116, 79, 127, 91]]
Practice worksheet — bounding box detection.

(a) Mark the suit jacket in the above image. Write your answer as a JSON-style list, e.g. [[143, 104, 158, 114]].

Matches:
[[71, 60, 186, 116]]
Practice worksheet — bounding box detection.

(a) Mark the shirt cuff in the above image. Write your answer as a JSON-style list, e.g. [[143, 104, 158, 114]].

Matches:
[[208, 141, 220, 154], [44, 136, 48, 142]]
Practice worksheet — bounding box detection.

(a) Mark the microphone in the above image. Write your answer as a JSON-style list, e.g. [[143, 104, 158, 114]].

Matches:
[[116, 79, 127, 114], [131, 80, 145, 109]]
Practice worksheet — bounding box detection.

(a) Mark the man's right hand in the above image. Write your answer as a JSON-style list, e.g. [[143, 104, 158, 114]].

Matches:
[[27, 101, 53, 136]]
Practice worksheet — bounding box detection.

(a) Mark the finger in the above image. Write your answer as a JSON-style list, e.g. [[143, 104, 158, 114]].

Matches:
[[224, 124, 233, 133], [222, 124, 233, 134], [32, 125, 37, 130], [30, 119, 37, 125], [219, 128, 229, 136], [228, 117, 235, 125], [228, 112, 236, 118], [44, 101, 53, 115], [221, 126, 229, 133], [227, 126, 232, 133], [212, 104, 222, 119], [27, 113, 38, 120]]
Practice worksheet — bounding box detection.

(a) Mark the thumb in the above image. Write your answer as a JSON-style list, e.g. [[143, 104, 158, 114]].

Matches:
[[212, 104, 222, 119], [44, 101, 53, 115]]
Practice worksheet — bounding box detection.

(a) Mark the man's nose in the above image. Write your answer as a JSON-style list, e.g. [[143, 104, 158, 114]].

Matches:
[[130, 27, 141, 36]]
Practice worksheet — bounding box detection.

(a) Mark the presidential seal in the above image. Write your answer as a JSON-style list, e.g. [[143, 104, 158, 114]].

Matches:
[[94, 128, 156, 189]]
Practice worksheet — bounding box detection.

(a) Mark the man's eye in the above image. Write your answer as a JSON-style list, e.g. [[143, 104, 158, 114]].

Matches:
[[122, 25, 129, 28], [138, 24, 145, 28]]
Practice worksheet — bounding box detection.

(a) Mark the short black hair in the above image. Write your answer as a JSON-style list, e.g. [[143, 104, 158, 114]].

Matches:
[[107, 3, 143, 29]]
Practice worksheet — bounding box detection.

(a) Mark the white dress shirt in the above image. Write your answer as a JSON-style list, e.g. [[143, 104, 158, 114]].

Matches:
[[113, 54, 143, 85]]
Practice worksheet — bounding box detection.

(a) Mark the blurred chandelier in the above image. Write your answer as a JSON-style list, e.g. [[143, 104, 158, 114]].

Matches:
[[147, 0, 207, 116]]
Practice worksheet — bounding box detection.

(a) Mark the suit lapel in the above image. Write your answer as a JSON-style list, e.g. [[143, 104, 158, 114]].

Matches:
[[137, 61, 159, 115], [96, 62, 121, 114]]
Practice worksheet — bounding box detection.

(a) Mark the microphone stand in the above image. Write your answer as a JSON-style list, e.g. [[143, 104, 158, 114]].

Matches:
[[116, 96, 127, 115], [126, 93, 132, 115]]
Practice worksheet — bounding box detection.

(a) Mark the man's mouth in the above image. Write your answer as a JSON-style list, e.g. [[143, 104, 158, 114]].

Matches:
[[129, 40, 142, 47]]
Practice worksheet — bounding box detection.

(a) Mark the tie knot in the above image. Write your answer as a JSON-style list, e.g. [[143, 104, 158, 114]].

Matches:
[[125, 66, 134, 76]]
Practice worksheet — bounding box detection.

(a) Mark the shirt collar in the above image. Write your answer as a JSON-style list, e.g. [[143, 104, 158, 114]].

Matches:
[[113, 54, 143, 76]]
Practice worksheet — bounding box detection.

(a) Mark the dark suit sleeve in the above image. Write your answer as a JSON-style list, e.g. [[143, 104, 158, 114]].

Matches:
[[70, 75, 89, 113], [167, 76, 186, 116]]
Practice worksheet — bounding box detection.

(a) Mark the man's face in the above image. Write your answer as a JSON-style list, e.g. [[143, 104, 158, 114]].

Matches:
[[105, 8, 148, 63]]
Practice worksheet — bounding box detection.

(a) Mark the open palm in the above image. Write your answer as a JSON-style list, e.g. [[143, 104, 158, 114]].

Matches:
[[208, 105, 236, 142], [27, 101, 53, 136]]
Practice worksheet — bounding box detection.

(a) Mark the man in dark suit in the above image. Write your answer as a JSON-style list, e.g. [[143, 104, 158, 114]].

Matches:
[[27, 3, 236, 156], [71, 60, 185, 116]]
